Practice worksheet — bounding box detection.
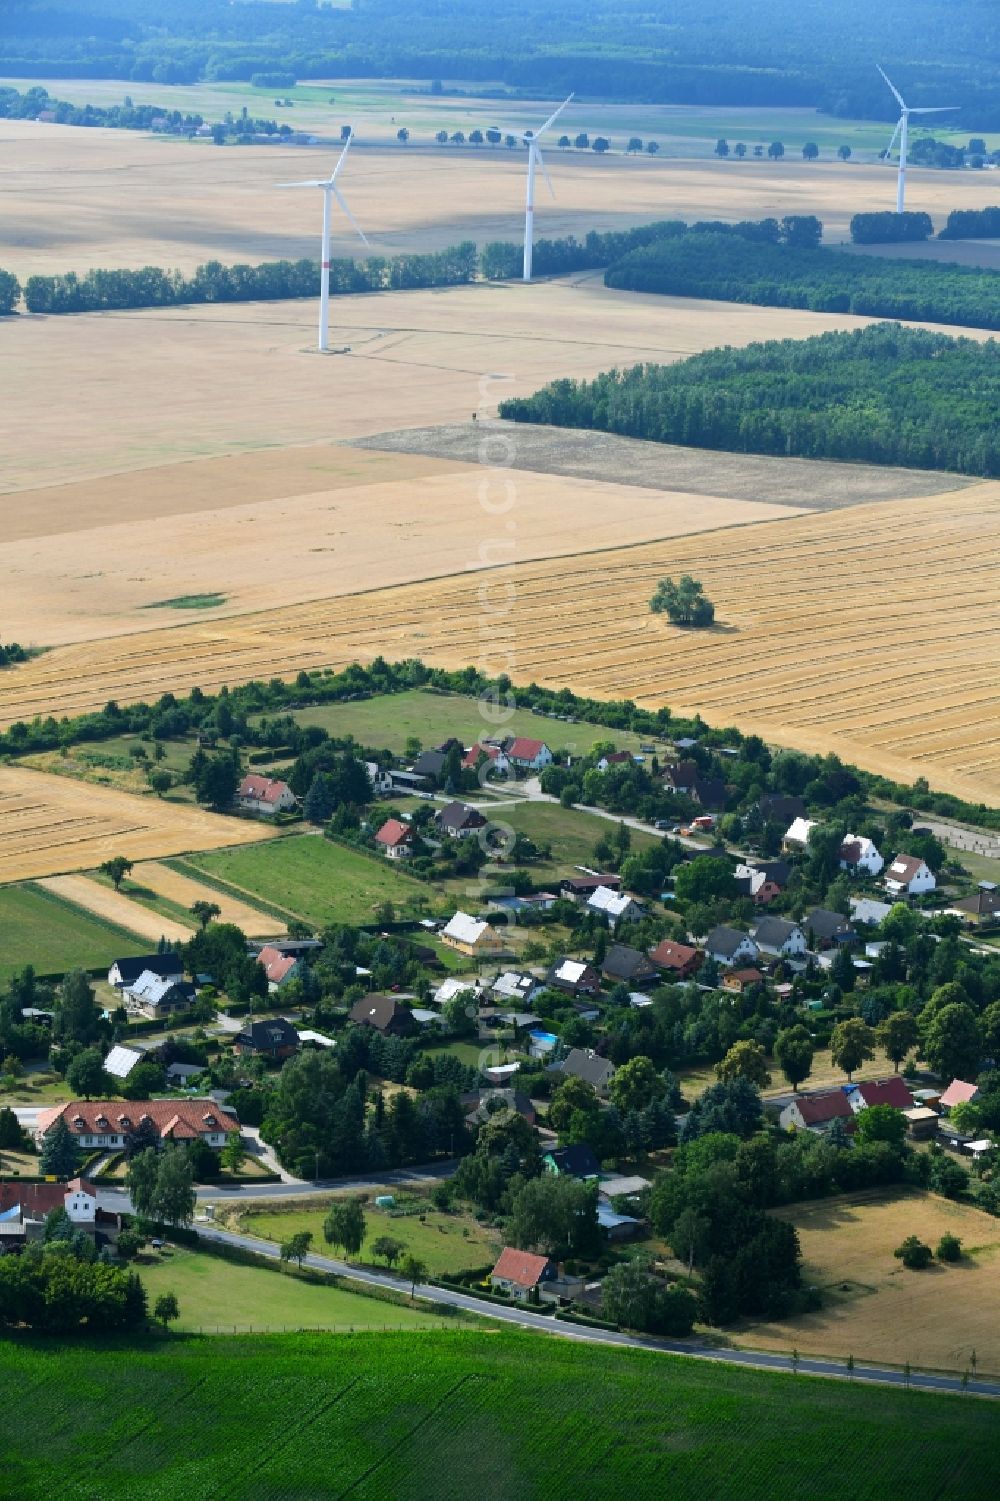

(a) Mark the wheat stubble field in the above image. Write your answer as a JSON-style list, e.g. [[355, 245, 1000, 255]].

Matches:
[[0, 765, 273, 885], [2, 118, 999, 840], [1, 483, 997, 802]]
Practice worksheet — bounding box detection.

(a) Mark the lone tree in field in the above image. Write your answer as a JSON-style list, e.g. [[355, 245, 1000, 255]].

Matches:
[[280, 1231, 313, 1269], [372, 1235, 405, 1269], [401, 1253, 428, 1298], [830, 1017, 875, 1082], [396, 127, 409, 143], [838, 144, 852, 161], [774, 1025, 814, 1092], [650, 575, 715, 627], [100, 855, 133, 891], [802, 141, 819, 160], [191, 900, 221, 931], [768, 140, 785, 160], [715, 138, 730, 157], [894, 1235, 932, 1270], [323, 1197, 366, 1259], [154, 1292, 180, 1330]]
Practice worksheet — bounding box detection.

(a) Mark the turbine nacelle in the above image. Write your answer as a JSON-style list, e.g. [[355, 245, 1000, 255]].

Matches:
[[876, 65, 958, 214], [275, 133, 368, 352]]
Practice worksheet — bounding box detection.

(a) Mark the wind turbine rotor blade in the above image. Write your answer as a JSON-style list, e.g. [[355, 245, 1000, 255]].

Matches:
[[909, 105, 958, 115], [277, 179, 328, 188], [877, 64, 906, 111], [537, 93, 574, 137], [884, 117, 902, 161], [330, 134, 353, 181], [332, 186, 369, 246], [535, 145, 555, 199]]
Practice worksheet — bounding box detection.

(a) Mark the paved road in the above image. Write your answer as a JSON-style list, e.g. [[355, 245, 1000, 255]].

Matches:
[[97, 1160, 457, 1213], [195, 1223, 1000, 1401]]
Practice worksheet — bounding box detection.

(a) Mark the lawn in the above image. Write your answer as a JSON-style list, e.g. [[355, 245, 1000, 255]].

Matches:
[[740, 1189, 1000, 1375], [488, 798, 659, 876], [136, 1245, 462, 1332], [238, 1193, 501, 1279], [266, 688, 650, 760], [184, 833, 432, 926], [677, 1042, 903, 1103], [2, 1329, 1000, 1501], [0, 882, 146, 984]]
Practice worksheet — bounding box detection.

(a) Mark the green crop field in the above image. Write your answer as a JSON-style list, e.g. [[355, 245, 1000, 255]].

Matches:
[[184, 834, 431, 926], [2, 1329, 998, 1500], [269, 688, 649, 760], [240, 1195, 502, 1278], [136, 1245, 464, 1332], [0, 882, 146, 984]]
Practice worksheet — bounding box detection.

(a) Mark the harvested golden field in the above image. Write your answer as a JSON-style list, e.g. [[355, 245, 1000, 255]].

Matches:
[[130, 860, 285, 938], [2, 484, 996, 802], [5, 118, 1000, 281], [37, 874, 195, 945], [2, 277, 952, 495], [0, 441, 807, 647], [0, 765, 273, 885], [740, 1189, 1000, 1374]]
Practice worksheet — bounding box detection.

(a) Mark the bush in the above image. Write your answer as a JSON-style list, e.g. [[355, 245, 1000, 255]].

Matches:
[[936, 1232, 962, 1262], [250, 72, 296, 90], [894, 1234, 933, 1269], [850, 211, 933, 244]]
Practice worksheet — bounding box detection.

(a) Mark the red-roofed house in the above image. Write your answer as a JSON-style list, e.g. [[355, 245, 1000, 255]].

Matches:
[[375, 818, 413, 859], [848, 1078, 914, 1113], [648, 940, 703, 980], [779, 1090, 854, 1133], [939, 1079, 980, 1112], [462, 743, 510, 776], [0, 1179, 100, 1247], [35, 1100, 238, 1152], [237, 774, 296, 816], [489, 1247, 556, 1301], [501, 736, 553, 772], [884, 853, 936, 898], [256, 944, 300, 989]]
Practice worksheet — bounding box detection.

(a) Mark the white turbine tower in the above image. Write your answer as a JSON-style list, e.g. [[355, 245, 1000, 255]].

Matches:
[[877, 66, 957, 214], [278, 133, 368, 353], [498, 95, 573, 281]]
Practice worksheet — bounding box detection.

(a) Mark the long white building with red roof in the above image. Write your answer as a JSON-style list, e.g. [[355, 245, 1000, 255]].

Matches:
[[35, 1099, 238, 1152]]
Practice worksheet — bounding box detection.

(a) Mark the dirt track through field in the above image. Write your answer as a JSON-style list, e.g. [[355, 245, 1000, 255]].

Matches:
[[37, 874, 195, 944], [0, 765, 274, 884], [132, 860, 286, 938], [1, 484, 997, 803]]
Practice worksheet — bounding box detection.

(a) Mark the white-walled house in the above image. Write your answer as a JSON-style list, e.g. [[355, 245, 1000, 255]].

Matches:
[[751, 916, 808, 958], [783, 816, 817, 850], [586, 886, 644, 927], [236, 774, 296, 816], [704, 926, 759, 967], [839, 835, 884, 877], [502, 736, 553, 772], [884, 854, 937, 898]]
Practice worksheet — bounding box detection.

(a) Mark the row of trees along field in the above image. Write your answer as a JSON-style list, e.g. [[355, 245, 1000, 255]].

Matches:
[[499, 322, 1000, 478], [7, 0, 1000, 126], [0, 219, 720, 315], [604, 227, 1000, 331]]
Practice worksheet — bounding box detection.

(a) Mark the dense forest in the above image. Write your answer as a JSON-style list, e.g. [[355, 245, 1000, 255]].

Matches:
[[498, 323, 1000, 478], [604, 230, 1000, 332], [7, 0, 1000, 124]]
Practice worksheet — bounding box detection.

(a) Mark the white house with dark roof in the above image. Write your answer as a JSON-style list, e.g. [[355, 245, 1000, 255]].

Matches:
[[704, 926, 758, 967], [586, 886, 643, 927], [839, 835, 884, 877], [751, 916, 807, 958], [884, 854, 936, 898]]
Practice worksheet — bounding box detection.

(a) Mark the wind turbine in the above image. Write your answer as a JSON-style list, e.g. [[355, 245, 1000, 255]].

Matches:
[[497, 95, 573, 281], [877, 66, 957, 214], [277, 133, 368, 352]]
